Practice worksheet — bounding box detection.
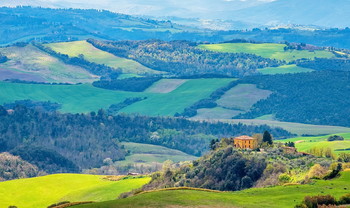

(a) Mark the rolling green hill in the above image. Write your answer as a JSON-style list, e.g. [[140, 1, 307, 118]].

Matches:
[[198, 43, 335, 62], [117, 142, 198, 166], [0, 174, 150, 208], [282, 133, 350, 155], [0, 45, 96, 83], [74, 171, 350, 208], [46, 41, 160, 75], [0, 78, 233, 116], [193, 118, 350, 136], [194, 84, 272, 119]]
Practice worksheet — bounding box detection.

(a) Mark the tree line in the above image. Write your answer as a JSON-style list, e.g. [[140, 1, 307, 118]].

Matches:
[[87, 39, 284, 77], [0, 105, 293, 173]]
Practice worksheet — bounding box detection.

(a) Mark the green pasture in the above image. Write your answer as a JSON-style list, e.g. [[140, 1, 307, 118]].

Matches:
[[75, 171, 350, 208], [0, 174, 150, 208], [198, 43, 335, 62], [258, 64, 314, 75], [0, 78, 232, 116], [46, 41, 160, 74]]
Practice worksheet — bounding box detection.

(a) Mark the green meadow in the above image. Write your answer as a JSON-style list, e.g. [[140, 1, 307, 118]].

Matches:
[[258, 64, 314, 75], [198, 43, 335, 62], [46, 41, 160, 74], [197, 119, 350, 136], [282, 133, 350, 154], [0, 45, 96, 83], [0, 174, 150, 208], [0, 78, 232, 116], [75, 171, 350, 208], [118, 142, 198, 165]]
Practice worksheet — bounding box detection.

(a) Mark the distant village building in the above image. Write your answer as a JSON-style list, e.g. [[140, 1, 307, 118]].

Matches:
[[282, 146, 297, 154], [6, 109, 14, 115], [233, 136, 258, 149]]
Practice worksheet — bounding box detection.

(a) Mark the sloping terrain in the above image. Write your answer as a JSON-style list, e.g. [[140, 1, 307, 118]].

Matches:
[[283, 133, 350, 154], [0, 45, 96, 83], [198, 43, 334, 62], [227, 0, 350, 28], [46, 41, 160, 75], [0, 78, 232, 116], [0, 174, 150, 208], [74, 171, 350, 208]]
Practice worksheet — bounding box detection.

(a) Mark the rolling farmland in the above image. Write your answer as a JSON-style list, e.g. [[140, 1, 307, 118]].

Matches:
[[46, 41, 160, 74], [198, 43, 335, 62], [0, 174, 150, 208], [75, 171, 350, 208], [0, 45, 96, 83]]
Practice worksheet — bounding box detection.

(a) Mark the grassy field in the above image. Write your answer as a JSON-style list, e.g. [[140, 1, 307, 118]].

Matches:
[[258, 64, 314, 75], [198, 43, 335, 62], [194, 84, 271, 120], [75, 171, 350, 208], [120, 78, 234, 116], [0, 78, 232, 116], [193, 107, 243, 120], [217, 84, 272, 111], [0, 174, 150, 208], [117, 142, 198, 165], [46, 41, 160, 74], [145, 79, 187, 93], [0, 45, 96, 83], [282, 133, 350, 154], [193, 118, 350, 136]]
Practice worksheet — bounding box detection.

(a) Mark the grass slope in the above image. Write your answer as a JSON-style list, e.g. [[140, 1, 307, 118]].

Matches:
[[282, 133, 350, 154], [193, 118, 350, 136], [195, 84, 271, 120], [46, 41, 160, 74], [117, 142, 198, 165], [75, 171, 350, 208], [0, 174, 150, 208], [145, 79, 187, 93], [198, 43, 335, 62], [0, 78, 232, 116], [0, 45, 96, 83], [120, 78, 234, 116], [258, 64, 314, 75]]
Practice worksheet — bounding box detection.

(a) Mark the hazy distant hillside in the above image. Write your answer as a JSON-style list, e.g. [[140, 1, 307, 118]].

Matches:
[[229, 0, 350, 28]]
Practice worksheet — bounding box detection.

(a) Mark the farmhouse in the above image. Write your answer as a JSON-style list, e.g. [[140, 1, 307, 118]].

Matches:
[[234, 135, 258, 149]]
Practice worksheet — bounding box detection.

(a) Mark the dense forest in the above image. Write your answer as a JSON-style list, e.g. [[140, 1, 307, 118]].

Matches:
[[0, 152, 42, 181], [234, 71, 350, 127], [296, 58, 350, 71], [88, 39, 283, 77], [0, 52, 8, 63], [0, 105, 292, 173]]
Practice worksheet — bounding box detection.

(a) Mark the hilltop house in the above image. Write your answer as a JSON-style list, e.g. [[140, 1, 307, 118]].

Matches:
[[234, 135, 258, 149]]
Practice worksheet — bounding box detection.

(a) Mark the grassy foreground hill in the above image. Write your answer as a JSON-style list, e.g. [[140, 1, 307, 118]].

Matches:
[[282, 133, 350, 155], [74, 171, 350, 208], [0, 174, 150, 208]]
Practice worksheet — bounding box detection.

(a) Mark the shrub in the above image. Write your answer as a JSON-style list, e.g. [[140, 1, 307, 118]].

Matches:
[[278, 173, 292, 184], [308, 164, 328, 179], [338, 193, 350, 205], [323, 163, 342, 180], [303, 195, 337, 208], [327, 135, 345, 141], [338, 153, 350, 163]]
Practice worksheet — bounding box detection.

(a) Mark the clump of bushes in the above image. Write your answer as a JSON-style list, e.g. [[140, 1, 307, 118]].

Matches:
[[327, 135, 345, 142], [295, 193, 350, 208]]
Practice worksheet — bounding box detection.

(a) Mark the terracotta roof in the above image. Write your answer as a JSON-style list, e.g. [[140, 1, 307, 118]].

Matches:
[[234, 135, 256, 140]]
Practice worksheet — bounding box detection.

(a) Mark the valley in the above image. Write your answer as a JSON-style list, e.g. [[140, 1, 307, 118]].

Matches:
[[1, 4, 350, 208]]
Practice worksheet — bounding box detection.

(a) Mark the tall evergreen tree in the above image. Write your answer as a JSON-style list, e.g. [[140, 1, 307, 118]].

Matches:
[[263, 131, 273, 145]]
